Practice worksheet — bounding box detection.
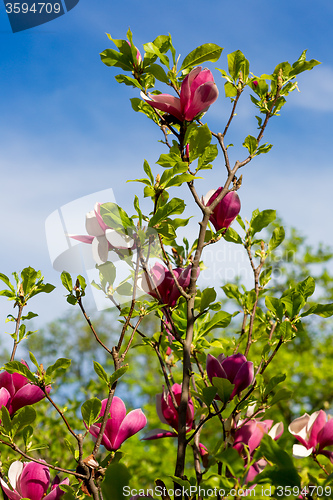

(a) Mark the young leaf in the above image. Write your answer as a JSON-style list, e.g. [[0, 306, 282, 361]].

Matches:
[[180, 43, 223, 71], [212, 377, 234, 403], [81, 398, 102, 428], [94, 361, 109, 385]]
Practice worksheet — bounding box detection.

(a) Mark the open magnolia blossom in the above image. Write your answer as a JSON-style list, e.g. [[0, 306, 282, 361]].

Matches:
[[70, 202, 135, 265], [201, 189, 241, 233], [139, 262, 198, 308], [0, 361, 50, 417], [0, 461, 69, 500], [87, 397, 147, 451], [143, 66, 219, 122], [289, 410, 333, 461], [206, 352, 253, 400], [143, 383, 194, 440]]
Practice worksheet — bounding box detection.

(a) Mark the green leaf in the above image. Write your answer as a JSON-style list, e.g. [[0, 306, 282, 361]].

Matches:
[[259, 266, 272, 287], [264, 374, 286, 398], [143, 42, 170, 68], [265, 296, 284, 320], [11, 406, 37, 436], [214, 447, 245, 477], [143, 159, 154, 185], [101, 462, 131, 500], [94, 361, 109, 385], [200, 386, 218, 407], [0, 273, 14, 291], [296, 276, 315, 299], [61, 272, 73, 293], [270, 388, 293, 406], [22, 426, 33, 447], [212, 377, 234, 403], [1, 406, 12, 434], [200, 288, 217, 312], [100, 203, 134, 232], [97, 262, 116, 291], [243, 135, 257, 155], [147, 63, 169, 83], [114, 74, 142, 90], [251, 209, 276, 235], [81, 398, 102, 428], [301, 303, 333, 318], [21, 267, 38, 296], [4, 361, 35, 383], [149, 198, 185, 227], [224, 81, 237, 98], [223, 227, 242, 244], [180, 43, 223, 71], [29, 352, 39, 371], [100, 48, 133, 72], [269, 226, 285, 251], [201, 311, 232, 334], [185, 123, 212, 161], [197, 144, 218, 171], [45, 358, 71, 378], [227, 50, 249, 82], [109, 365, 129, 387], [289, 50, 321, 78]]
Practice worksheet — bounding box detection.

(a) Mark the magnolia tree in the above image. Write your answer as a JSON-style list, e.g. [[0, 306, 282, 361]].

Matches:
[[0, 30, 332, 500]]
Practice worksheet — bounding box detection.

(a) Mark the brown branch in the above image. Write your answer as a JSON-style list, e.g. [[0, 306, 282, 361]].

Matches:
[[0, 438, 87, 480], [10, 304, 24, 361], [77, 298, 112, 355]]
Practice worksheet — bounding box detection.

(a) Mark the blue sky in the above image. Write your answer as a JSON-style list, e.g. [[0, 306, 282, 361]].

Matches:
[[0, 0, 332, 333]]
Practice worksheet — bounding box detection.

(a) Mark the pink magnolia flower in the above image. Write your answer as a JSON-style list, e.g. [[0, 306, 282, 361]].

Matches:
[[233, 418, 284, 483], [144, 66, 219, 122], [0, 361, 50, 417], [87, 397, 147, 451], [202, 189, 241, 232], [288, 410, 333, 462], [206, 353, 253, 400], [0, 461, 69, 500], [143, 383, 194, 440], [70, 202, 134, 265], [140, 262, 198, 308]]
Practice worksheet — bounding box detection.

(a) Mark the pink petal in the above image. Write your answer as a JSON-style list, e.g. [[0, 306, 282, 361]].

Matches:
[[85, 208, 105, 237], [0, 371, 15, 397], [180, 67, 202, 112], [269, 422, 284, 440], [288, 413, 312, 448], [91, 235, 109, 265], [0, 387, 11, 409], [69, 234, 94, 244], [102, 397, 126, 450], [231, 361, 253, 398], [145, 93, 183, 121], [20, 462, 50, 500], [88, 422, 113, 451], [221, 354, 248, 382], [0, 478, 21, 500], [9, 385, 47, 415], [112, 408, 147, 450], [206, 354, 227, 384], [44, 478, 69, 500], [292, 443, 313, 458], [156, 394, 169, 425], [94, 203, 109, 232], [317, 418, 333, 450], [184, 82, 219, 121], [307, 410, 326, 449]]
